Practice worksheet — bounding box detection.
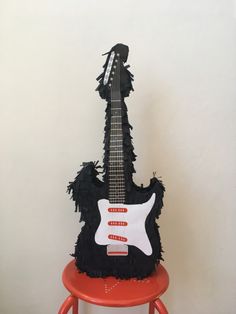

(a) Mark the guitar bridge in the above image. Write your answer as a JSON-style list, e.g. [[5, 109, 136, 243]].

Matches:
[[107, 245, 128, 256]]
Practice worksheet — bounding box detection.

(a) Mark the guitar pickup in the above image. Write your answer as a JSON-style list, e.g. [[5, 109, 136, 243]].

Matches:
[[108, 234, 127, 242]]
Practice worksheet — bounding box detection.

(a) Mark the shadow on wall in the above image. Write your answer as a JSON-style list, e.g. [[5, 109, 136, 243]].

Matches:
[[137, 84, 208, 311], [74, 83, 208, 313]]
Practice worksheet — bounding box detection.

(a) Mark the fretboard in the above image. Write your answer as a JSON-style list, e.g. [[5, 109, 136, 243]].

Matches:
[[108, 99, 125, 204]]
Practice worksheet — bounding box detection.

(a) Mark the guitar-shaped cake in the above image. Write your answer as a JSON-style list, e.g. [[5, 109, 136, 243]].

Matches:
[[68, 44, 165, 279]]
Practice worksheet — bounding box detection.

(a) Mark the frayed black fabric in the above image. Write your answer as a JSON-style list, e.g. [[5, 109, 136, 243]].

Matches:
[[68, 44, 165, 279]]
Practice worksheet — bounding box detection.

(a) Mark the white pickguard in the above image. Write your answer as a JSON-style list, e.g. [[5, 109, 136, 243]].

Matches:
[[95, 193, 156, 256]]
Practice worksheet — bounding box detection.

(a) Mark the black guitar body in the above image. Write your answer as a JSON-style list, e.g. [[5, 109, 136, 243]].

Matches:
[[68, 162, 164, 279], [68, 44, 165, 279]]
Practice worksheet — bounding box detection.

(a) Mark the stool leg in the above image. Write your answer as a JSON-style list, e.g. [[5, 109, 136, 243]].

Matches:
[[149, 302, 155, 314], [153, 298, 168, 314], [58, 295, 79, 314], [72, 297, 78, 314]]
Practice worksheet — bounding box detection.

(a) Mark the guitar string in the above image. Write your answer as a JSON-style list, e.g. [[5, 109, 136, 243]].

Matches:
[[110, 91, 117, 202], [117, 58, 128, 243], [115, 95, 128, 243], [109, 63, 128, 247]]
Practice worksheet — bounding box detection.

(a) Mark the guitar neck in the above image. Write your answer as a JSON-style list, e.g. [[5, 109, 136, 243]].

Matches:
[[108, 90, 125, 203]]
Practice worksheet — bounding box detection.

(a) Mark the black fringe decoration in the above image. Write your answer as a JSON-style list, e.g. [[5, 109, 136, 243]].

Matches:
[[67, 44, 165, 279]]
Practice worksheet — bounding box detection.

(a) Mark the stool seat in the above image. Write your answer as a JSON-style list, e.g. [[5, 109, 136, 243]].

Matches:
[[58, 260, 169, 314], [60, 260, 169, 312]]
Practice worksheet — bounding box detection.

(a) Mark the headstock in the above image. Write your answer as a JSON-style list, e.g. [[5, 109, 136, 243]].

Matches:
[[96, 43, 134, 101], [103, 51, 116, 86]]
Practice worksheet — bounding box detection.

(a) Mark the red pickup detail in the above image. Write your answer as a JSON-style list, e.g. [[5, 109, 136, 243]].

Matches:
[[108, 235, 128, 242], [108, 208, 128, 213], [108, 221, 128, 226]]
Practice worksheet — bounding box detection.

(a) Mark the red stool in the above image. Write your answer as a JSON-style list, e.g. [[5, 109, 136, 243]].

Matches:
[[58, 260, 169, 314]]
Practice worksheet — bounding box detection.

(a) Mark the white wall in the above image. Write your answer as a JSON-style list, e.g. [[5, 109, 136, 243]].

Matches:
[[1, 1, 236, 313]]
